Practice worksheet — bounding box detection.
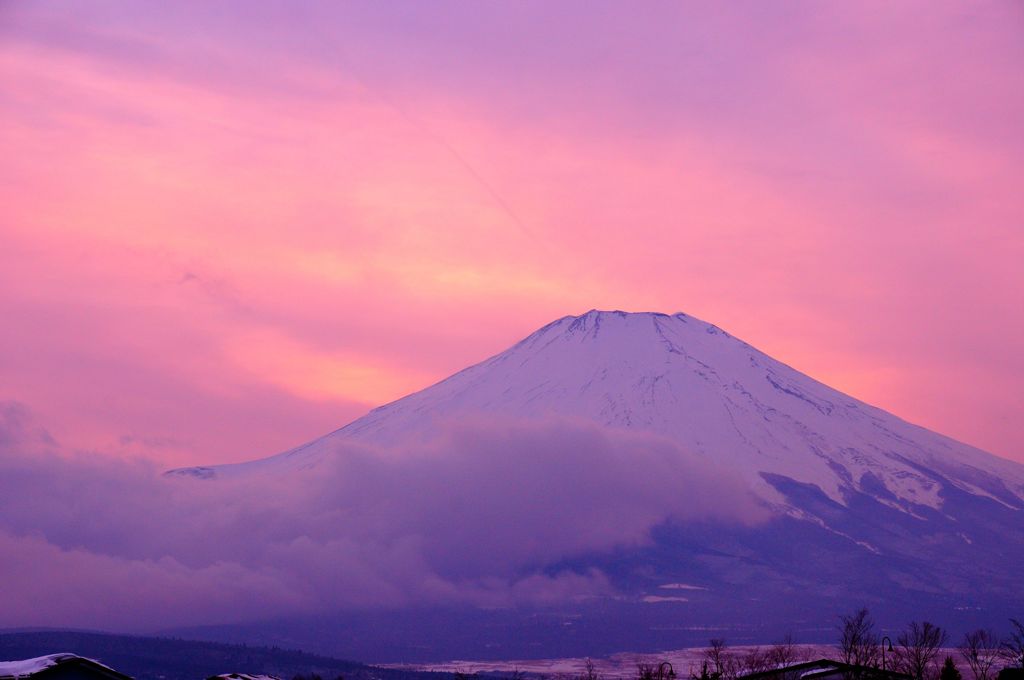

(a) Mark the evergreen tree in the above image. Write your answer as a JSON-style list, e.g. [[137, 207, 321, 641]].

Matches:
[[940, 657, 962, 680]]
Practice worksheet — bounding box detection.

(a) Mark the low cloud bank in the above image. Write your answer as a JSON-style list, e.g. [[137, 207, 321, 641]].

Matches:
[[0, 402, 765, 630]]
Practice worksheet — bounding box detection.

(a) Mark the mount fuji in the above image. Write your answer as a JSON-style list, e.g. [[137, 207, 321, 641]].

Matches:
[[169, 310, 1024, 661]]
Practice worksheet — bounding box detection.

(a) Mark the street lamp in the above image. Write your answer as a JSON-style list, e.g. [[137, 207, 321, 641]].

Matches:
[[881, 637, 894, 672]]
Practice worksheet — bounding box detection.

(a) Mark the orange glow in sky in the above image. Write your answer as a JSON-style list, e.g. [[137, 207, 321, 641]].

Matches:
[[1, 2, 1021, 465]]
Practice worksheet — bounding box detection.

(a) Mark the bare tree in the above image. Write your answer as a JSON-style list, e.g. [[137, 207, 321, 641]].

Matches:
[[895, 621, 948, 680], [704, 639, 739, 680], [638, 663, 676, 680], [838, 608, 881, 669], [765, 634, 802, 668], [741, 648, 770, 676], [691, 661, 713, 680], [1003, 619, 1024, 669], [960, 629, 1001, 680], [580, 660, 600, 680]]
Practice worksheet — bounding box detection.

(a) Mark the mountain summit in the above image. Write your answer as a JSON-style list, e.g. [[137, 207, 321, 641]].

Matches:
[[169, 310, 1024, 660], [179, 309, 1023, 515]]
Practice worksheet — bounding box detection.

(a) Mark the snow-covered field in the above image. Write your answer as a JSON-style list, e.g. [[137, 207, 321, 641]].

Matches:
[[0, 654, 117, 679], [382, 645, 836, 677]]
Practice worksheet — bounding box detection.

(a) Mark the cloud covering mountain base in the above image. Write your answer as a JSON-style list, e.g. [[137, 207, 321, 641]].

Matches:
[[0, 401, 762, 630]]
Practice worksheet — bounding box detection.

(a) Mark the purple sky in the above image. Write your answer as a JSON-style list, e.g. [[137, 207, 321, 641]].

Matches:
[[0, 1, 1021, 467]]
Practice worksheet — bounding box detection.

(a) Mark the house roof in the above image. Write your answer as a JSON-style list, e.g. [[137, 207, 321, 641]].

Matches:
[[0, 654, 133, 680], [740, 659, 912, 680], [207, 674, 283, 680]]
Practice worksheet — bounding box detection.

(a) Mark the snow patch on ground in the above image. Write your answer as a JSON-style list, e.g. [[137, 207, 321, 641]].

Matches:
[[0, 655, 115, 679], [642, 595, 689, 603]]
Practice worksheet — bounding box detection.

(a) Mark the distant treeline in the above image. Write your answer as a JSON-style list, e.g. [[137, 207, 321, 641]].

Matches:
[[3, 611, 1023, 680], [522, 610, 1024, 680]]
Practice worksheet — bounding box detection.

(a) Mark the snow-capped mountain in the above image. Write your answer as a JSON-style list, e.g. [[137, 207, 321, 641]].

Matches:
[[168, 310, 1024, 661], [176, 310, 1023, 515]]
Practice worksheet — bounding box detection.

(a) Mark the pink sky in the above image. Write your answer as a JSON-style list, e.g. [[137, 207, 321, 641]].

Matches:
[[1, 1, 1022, 466]]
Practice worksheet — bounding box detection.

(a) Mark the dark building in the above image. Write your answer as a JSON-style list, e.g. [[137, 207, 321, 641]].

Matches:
[[0, 654, 133, 680], [740, 659, 913, 680]]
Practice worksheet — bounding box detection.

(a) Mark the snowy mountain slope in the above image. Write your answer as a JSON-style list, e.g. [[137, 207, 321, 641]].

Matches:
[[173, 310, 1024, 518], [165, 310, 1024, 660]]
